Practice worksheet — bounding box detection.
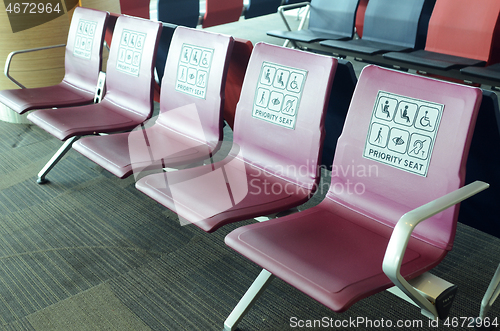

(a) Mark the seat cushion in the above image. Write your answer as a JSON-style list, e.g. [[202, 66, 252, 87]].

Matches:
[[27, 99, 148, 141], [320, 39, 411, 55], [73, 123, 220, 179], [461, 63, 500, 81], [267, 29, 350, 43], [226, 199, 447, 312], [136, 154, 314, 232], [202, 0, 243, 28], [0, 81, 94, 115]]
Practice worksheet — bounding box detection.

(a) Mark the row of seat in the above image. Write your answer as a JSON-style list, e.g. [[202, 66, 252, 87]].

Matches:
[[0, 6, 499, 330], [271, 0, 500, 90], [105, 0, 311, 103], [123, 0, 315, 100]]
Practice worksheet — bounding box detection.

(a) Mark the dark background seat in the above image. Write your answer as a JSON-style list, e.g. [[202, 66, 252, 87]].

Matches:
[[460, 90, 500, 238], [244, 0, 282, 19], [320, 0, 435, 56], [267, 0, 360, 44], [383, 0, 500, 70], [156, 0, 200, 28], [461, 63, 500, 89], [119, 0, 150, 19]]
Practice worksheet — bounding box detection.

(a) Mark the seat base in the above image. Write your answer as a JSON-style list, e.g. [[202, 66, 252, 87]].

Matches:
[[461, 63, 500, 82], [244, 0, 282, 19]]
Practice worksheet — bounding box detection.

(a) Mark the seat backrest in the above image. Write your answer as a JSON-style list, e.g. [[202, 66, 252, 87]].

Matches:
[[460, 91, 500, 238], [244, 0, 282, 19], [155, 27, 234, 147], [64, 7, 109, 94], [308, 0, 359, 39], [232, 42, 337, 191], [362, 0, 435, 49], [330, 65, 482, 251], [102, 15, 162, 121], [202, 0, 244, 28], [156, 0, 200, 28], [424, 0, 500, 64], [119, 0, 150, 19]]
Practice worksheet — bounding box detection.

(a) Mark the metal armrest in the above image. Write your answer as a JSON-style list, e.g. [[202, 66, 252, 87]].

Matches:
[[383, 180, 489, 319], [277, 2, 310, 32], [4, 44, 66, 89], [277, 2, 310, 48]]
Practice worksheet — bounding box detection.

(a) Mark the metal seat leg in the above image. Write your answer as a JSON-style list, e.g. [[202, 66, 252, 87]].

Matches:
[[223, 269, 275, 331]]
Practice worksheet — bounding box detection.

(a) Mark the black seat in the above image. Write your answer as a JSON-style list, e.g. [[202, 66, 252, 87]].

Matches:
[[155, 0, 200, 28], [460, 90, 500, 238], [461, 63, 500, 89], [267, 0, 360, 44], [459, 90, 500, 329]]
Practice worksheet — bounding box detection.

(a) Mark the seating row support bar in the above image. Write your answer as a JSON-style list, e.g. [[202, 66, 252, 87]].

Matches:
[[223, 269, 275, 331], [37, 136, 80, 184]]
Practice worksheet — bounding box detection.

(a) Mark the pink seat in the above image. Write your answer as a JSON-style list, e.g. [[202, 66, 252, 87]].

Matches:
[[27, 15, 162, 184], [72, 27, 235, 179], [136, 42, 337, 232], [224, 65, 487, 328], [0, 7, 109, 114]]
